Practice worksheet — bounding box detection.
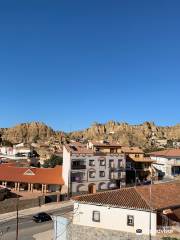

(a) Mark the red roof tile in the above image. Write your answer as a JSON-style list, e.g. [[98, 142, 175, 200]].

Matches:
[[65, 143, 93, 154], [74, 182, 180, 211], [150, 149, 180, 157], [136, 182, 180, 210], [0, 164, 64, 185], [73, 187, 151, 210]]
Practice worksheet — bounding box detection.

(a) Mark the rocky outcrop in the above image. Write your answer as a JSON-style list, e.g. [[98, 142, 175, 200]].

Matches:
[[0, 122, 60, 144], [0, 121, 180, 149], [70, 121, 180, 148]]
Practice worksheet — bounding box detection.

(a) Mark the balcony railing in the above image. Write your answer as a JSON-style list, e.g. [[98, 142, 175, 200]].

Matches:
[[71, 177, 84, 183], [109, 171, 126, 180], [71, 165, 86, 170], [109, 166, 125, 171]]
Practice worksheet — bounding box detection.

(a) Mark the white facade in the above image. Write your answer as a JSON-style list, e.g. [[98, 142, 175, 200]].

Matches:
[[155, 139, 167, 147], [173, 141, 180, 148], [0, 146, 14, 155], [62, 145, 126, 194], [0, 145, 32, 159], [73, 202, 157, 236], [62, 145, 71, 192], [150, 155, 180, 177]]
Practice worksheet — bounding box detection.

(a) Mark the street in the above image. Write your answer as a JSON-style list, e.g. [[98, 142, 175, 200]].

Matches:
[[0, 205, 73, 240]]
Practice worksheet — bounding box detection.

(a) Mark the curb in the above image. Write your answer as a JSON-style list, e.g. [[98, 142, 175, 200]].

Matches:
[[0, 200, 73, 223]]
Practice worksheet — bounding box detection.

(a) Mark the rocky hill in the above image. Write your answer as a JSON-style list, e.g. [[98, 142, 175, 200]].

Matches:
[[0, 122, 64, 144], [69, 121, 180, 149], [0, 121, 180, 149]]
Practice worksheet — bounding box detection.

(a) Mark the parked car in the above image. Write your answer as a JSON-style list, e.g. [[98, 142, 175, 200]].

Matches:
[[33, 212, 52, 223], [143, 179, 151, 185]]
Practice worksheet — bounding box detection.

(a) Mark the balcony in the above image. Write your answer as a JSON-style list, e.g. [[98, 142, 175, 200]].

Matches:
[[71, 172, 85, 183], [109, 171, 125, 180], [71, 165, 86, 170], [109, 172, 120, 180], [71, 176, 84, 183], [72, 160, 86, 170]]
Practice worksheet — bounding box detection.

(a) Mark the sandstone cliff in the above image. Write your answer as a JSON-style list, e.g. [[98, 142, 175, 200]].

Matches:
[[0, 121, 180, 149], [69, 121, 180, 148], [0, 122, 62, 144]]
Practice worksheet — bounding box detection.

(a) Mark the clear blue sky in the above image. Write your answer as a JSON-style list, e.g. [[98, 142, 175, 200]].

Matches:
[[0, 0, 180, 131]]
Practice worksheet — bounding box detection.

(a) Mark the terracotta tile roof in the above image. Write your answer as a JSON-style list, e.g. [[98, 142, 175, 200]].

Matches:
[[73, 182, 180, 211], [65, 143, 93, 154], [128, 156, 154, 163], [150, 149, 180, 157], [73, 187, 151, 211], [136, 182, 180, 210], [0, 164, 64, 185], [91, 141, 122, 148], [66, 142, 144, 155], [121, 146, 144, 154]]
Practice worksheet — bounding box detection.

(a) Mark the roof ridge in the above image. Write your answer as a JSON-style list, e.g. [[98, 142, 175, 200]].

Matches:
[[73, 186, 137, 200], [134, 187, 152, 210]]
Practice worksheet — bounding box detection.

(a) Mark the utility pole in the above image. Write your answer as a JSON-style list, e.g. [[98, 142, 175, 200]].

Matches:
[[149, 171, 152, 240], [16, 197, 19, 240]]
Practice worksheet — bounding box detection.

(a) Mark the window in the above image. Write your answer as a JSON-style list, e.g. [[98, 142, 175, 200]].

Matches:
[[89, 171, 95, 178], [100, 159, 105, 166], [109, 159, 114, 168], [89, 160, 95, 166], [99, 171, 105, 177], [127, 215, 134, 226], [118, 159, 123, 168], [92, 211, 100, 222], [135, 154, 139, 158], [110, 148, 117, 153]]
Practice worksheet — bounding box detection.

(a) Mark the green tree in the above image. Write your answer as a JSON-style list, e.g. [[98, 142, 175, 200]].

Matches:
[[2, 140, 13, 147], [43, 154, 63, 168]]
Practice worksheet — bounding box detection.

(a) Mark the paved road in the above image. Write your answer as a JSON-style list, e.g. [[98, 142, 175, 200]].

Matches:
[[0, 205, 73, 240]]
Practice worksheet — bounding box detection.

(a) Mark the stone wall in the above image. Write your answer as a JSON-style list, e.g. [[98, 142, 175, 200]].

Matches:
[[0, 196, 45, 214], [67, 224, 159, 240]]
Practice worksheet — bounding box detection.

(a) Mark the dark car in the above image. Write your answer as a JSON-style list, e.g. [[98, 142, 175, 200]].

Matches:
[[143, 179, 151, 185], [33, 212, 52, 223]]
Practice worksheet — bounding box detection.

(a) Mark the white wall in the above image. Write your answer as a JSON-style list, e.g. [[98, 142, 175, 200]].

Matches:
[[53, 216, 69, 240], [62, 146, 71, 189], [0, 146, 31, 157], [151, 155, 179, 177], [0, 147, 13, 155], [70, 154, 126, 193], [73, 202, 157, 236]]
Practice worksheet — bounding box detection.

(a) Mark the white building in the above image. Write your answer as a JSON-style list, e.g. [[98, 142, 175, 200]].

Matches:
[[173, 141, 180, 148], [63, 142, 126, 195], [150, 149, 180, 178], [73, 182, 180, 238], [155, 139, 168, 148], [0, 144, 32, 160]]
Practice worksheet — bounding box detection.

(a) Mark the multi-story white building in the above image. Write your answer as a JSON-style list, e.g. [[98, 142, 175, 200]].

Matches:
[[150, 149, 180, 178], [72, 182, 180, 238], [62, 141, 126, 195]]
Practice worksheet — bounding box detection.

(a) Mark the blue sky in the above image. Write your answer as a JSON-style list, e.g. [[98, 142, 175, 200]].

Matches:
[[0, 0, 180, 131]]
